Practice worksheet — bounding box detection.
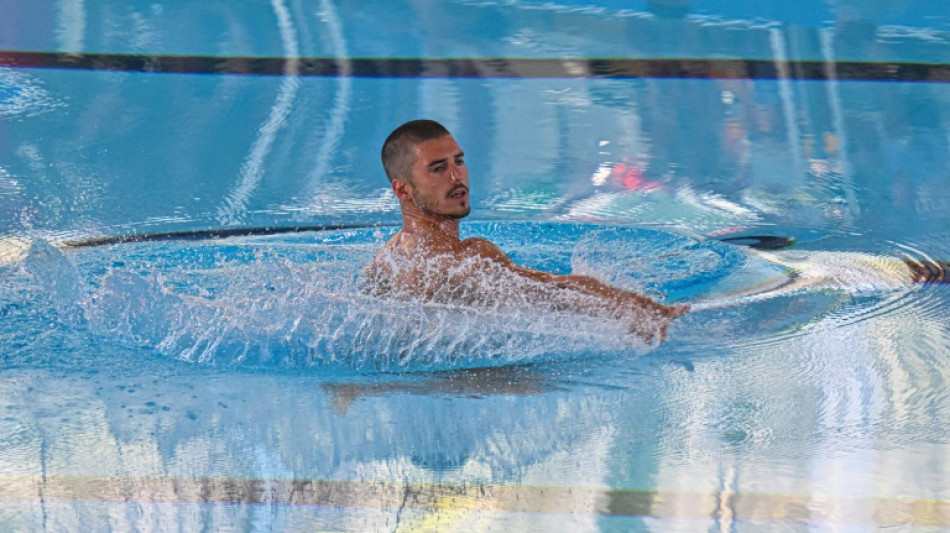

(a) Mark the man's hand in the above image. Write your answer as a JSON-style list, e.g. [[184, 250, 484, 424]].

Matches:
[[629, 302, 690, 344]]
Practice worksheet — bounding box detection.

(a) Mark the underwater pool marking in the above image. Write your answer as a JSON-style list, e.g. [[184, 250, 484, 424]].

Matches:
[[59, 223, 398, 248], [1, 475, 947, 527], [2, 50, 949, 83]]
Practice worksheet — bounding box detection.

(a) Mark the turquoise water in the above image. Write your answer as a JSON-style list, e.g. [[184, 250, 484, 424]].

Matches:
[[2, 1, 950, 531]]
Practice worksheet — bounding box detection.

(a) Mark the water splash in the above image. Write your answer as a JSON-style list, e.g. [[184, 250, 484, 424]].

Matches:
[[22, 239, 89, 327], [16, 223, 942, 373], [20, 236, 641, 372]]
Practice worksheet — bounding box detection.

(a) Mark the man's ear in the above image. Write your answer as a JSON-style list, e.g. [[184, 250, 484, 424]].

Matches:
[[392, 178, 413, 202]]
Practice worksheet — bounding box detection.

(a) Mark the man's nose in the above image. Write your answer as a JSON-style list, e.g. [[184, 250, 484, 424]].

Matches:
[[449, 167, 461, 182]]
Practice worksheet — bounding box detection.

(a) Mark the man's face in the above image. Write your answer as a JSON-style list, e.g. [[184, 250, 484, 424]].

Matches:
[[403, 135, 470, 219]]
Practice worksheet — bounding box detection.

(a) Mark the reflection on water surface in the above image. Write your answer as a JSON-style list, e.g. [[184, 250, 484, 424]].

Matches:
[[1, 0, 950, 530]]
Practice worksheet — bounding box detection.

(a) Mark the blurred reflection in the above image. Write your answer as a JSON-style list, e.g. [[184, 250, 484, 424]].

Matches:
[[0, 366, 625, 530], [322, 366, 559, 415], [822, 1, 950, 236]]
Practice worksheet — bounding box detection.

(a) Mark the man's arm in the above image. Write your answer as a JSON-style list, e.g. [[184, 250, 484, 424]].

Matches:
[[464, 238, 689, 343]]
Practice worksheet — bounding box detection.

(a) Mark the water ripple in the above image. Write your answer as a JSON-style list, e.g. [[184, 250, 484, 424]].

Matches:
[[0, 68, 63, 119], [6, 224, 950, 381]]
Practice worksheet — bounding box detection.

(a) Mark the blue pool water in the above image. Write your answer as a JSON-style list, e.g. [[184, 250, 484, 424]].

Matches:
[[2, 1, 950, 531]]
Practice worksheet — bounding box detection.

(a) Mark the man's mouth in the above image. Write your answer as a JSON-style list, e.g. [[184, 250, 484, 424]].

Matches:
[[448, 187, 468, 199]]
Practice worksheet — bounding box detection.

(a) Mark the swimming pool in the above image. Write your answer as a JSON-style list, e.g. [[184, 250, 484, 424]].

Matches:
[[2, 0, 950, 530]]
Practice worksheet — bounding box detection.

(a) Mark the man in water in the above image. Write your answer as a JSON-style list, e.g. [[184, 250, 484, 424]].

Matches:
[[364, 119, 688, 344]]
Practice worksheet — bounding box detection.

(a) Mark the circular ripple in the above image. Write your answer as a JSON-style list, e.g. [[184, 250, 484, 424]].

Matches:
[[6, 222, 946, 374]]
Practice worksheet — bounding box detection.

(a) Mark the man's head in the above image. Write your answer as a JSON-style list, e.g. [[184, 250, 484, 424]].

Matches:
[[381, 119, 451, 183], [382, 119, 470, 220]]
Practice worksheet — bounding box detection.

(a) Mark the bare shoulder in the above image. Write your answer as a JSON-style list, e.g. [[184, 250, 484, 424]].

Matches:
[[363, 232, 408, 290], [461, 237, 510, 262], [371, 231, 422, 261]]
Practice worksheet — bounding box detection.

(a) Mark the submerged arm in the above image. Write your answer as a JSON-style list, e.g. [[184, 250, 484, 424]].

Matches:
[[465, 238, 689, 343]]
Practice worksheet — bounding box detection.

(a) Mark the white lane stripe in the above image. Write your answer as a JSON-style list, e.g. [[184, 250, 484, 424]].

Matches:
[[297, 0, 352, 213], [217, 0, 301, 225]]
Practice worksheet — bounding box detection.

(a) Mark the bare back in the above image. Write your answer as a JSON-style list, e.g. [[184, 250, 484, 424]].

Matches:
[[363, 228, 688, 344], [363, 230, 534, 305]]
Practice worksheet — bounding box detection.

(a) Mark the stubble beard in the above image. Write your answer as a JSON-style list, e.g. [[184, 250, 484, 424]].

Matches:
[[412, 187, 470, 220], [446, 206, 470, 220], [417, 200, 470, 220]]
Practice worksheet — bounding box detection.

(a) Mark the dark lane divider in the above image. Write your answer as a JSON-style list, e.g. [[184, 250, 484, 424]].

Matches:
[[2, 50, 949, 82]]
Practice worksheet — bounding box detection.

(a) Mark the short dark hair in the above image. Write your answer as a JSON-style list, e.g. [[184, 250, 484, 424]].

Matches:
[[381, 119, 451, 183]]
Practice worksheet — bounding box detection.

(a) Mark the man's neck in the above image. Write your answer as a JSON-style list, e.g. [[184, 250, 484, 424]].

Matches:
[[401, 204, 461, 241]]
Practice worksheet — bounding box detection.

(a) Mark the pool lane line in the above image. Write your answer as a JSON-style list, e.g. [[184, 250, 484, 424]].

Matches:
[[62, 224, 795, 250], [2, 50, 950, 83], [2, 475, 948, 527], [60, 223, 793, 253], [62, 223, 397, 248]]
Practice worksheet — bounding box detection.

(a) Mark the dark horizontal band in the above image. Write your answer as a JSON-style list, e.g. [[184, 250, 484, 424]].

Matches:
[[2, 50, 949, 82], [717, 235, 795, 250], [64, 224, 798, 251], [63, 223, 395, 248]]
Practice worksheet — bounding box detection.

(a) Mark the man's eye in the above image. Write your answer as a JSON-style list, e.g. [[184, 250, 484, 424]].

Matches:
[[455, 159, 465, 166], [432, 166, 446, 173]]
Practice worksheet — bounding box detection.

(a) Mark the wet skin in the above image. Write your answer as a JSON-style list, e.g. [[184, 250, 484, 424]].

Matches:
[[365, 135, 689, 344]]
